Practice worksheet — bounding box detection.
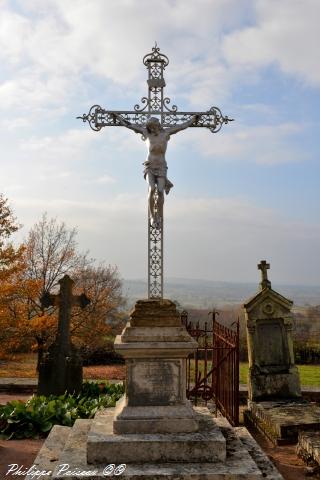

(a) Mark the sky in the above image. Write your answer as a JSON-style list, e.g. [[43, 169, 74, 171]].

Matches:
[[1, 0, 320, 286]]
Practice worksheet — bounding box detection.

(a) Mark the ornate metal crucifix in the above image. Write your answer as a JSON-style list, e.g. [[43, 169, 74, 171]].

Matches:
[[78, 44, 233, 299]]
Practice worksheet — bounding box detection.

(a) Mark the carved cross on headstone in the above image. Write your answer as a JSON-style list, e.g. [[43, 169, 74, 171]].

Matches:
[[258, 260, 271, 290], [41, 274, 90, 354]]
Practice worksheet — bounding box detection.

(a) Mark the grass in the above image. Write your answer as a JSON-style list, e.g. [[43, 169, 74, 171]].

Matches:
[[240, 362, 320, 387], [0, 353, 125, 380]]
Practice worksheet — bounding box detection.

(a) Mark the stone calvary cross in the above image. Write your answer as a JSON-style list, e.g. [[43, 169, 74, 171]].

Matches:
[[78, 44, 233, 299], [41, 274, 90, 354]]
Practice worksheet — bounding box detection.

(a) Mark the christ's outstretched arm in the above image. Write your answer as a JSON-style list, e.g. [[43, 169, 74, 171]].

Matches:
[[112, 113, 145, 135], [166, 114, 199, 136]]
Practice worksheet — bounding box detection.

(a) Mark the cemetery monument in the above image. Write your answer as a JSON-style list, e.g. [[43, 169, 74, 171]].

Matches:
[[244, 261, 320, 445], [38, 274, 90, 396], [28, 46, 284, 480]]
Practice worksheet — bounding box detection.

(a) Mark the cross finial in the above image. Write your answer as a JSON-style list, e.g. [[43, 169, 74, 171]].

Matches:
[[258, 260, 271, 290]]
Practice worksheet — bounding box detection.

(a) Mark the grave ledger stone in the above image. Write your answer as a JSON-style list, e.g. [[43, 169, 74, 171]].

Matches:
[[244, 260, 301, 401], [38, 274, 90, 396]]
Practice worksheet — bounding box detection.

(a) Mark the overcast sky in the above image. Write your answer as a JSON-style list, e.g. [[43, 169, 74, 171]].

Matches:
[[1, 0, 320, 286]]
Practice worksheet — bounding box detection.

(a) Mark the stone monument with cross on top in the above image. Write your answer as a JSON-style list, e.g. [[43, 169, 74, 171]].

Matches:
[[78, 44, 233, 299], [38, 274, 90, 396]]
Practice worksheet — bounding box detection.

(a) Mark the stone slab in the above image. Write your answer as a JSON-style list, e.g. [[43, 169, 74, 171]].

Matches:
[[297, 431, 320, 467], [129, 299, 182, 327], [87, 407, 226, 464], [113, 396, 198, 434], [25, 425, 71, 480], [235, 426, 284, 480], [121, 325, 193, 342], [246, 400, 320, 445], [43, 415, 264, 479], [114, 337, 197, 358]]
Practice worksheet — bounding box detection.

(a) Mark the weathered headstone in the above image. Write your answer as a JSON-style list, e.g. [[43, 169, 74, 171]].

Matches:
[[244, 261, 320, 445], [244, 260, 301, 401], [37, 274, 90, 396]]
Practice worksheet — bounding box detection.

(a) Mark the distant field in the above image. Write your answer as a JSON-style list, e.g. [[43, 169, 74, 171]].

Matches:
[[240, 362, 320, 387]]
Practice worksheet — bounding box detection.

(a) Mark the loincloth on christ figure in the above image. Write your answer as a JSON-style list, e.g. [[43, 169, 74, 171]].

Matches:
[[143, 160, 174, 195]]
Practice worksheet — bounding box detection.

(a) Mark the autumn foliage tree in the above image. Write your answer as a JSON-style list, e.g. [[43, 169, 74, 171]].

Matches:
[[0, 195, 38, 354]]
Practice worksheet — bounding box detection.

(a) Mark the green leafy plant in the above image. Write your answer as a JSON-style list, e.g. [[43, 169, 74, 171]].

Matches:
[[0, 381, 124, 439]]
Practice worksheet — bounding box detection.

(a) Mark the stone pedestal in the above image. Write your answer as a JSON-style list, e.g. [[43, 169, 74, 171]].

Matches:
[[86, 299, 199, 463]]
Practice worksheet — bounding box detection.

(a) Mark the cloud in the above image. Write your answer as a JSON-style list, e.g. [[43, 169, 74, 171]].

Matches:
[[95, 175, 116, 184], [223, 0, 320, 87], [11, 193, 320, 285], [192, 121, 308, 165]]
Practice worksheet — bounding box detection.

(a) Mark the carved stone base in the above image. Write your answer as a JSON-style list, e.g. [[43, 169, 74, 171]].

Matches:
[[113, 299, 198, 434], [37, 344, 82, 396], [249, 366, 301, 401]]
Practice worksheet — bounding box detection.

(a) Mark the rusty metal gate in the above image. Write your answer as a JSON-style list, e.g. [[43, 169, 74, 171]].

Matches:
[[182, 311, 239, 426]]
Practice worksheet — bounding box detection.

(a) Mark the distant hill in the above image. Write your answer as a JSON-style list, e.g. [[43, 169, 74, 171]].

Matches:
[[123, 278, 320, 309]]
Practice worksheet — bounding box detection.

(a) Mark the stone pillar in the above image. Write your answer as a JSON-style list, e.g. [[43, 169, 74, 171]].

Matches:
[[112, 299, 199, 434], [243, 261, 301, 401]]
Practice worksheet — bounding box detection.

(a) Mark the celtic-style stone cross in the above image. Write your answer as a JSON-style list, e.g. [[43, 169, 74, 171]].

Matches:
[[258, 260, 271, 290], [41, 274, 90, 354], [78, 44, 233, 299]]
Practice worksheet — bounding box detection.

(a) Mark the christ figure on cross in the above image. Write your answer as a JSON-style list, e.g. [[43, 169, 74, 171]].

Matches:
[[113, 113, 199, 227]]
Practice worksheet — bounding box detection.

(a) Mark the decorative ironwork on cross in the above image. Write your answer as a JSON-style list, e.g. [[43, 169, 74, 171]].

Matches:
[[78, 44, 233, 299]]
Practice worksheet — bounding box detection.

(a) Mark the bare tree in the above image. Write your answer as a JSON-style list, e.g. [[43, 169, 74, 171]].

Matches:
[[26, 213, 89, 298], [71, 263, 127, 347], [24, 213, 90, 368]]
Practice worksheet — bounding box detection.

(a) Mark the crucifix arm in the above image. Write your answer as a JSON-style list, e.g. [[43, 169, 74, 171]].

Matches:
[[112, 113, 145, 135], [166, 114, 199, 136]]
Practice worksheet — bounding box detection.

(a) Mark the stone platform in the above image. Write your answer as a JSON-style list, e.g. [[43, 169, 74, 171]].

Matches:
[[27, 406, 284, 480], [245, 399, 320, 445], [297, 431, 320, 469]]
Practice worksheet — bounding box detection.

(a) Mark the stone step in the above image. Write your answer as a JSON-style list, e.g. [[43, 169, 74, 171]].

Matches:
[[27, 412, 269, 479], [25, 425, 71, 480], [235, 426, 284, 480], [87, 407, 226, 464]]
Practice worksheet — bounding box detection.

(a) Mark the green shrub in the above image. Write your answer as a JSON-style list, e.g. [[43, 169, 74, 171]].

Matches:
[[0, 381, 124, 440]]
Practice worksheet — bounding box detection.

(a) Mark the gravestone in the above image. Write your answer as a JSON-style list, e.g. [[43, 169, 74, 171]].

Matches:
[[244, 261, 320, 445], [244, 260, 301, 401], [37, 274, 90, 396]]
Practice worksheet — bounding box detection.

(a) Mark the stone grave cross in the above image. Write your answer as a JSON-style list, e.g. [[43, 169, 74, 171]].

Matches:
[[41, 274, 90, 354], [78, 44, 233, 299], [258, 260, 271, 290], [38, 274, 90, 396]]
